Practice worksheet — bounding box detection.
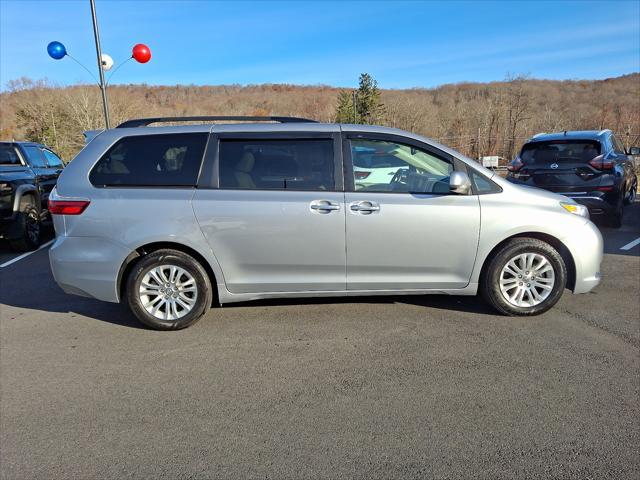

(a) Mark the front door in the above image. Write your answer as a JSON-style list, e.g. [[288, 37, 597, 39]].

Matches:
[[193, 133, 346, 294], [344, 135, 480, 291]]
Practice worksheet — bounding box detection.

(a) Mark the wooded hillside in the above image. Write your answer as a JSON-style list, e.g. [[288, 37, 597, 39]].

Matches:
[[1, 73, 638, 162]]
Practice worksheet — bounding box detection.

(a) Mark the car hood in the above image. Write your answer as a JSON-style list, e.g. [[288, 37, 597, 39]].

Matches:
[[493, 174, 573, 205]]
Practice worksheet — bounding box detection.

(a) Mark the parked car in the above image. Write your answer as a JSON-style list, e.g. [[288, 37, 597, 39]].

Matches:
[[506, 130, 638, 228], [0, 141, 65, 250], [49, 116, 603, 330]]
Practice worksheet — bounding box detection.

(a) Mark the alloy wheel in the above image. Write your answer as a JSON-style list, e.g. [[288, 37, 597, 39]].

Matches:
[[139, 264, 198, 320], [499, 253, 555, 308]]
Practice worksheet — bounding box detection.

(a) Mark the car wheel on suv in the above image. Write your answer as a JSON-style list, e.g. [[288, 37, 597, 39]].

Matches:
[[125, 249, 213, 330], [624, 178, 637, 205], [609, 195, 624, 228], [481, 238, 567, 316], [9, 202, 41, 251]]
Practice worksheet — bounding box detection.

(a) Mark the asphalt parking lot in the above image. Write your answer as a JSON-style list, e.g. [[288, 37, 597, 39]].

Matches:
[[1, 205, 639, 479]]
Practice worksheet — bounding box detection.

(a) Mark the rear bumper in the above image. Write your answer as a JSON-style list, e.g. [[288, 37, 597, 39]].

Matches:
[[49, 235, 132, 303]]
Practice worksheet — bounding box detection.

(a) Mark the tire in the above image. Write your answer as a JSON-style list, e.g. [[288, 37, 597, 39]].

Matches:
[[623, 179, 637, 206], [608, 195, 623, 228], [8, 203, 41, 252], [480, 238, 567, 316], [125, 249, 213, 330]]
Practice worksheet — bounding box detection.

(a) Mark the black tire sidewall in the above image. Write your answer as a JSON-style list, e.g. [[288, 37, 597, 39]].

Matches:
[[482, 239, 567, 316], [609, 194, 623, 228], [9, 204, 40, 251], [126, 249, 212, 330]]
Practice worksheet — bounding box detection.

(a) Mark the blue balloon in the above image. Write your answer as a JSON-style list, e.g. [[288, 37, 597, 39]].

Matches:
[[47, 41, 67, 60]]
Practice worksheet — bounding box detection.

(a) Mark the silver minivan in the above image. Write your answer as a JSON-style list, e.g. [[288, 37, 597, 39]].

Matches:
[[49, 116, 603, 330]]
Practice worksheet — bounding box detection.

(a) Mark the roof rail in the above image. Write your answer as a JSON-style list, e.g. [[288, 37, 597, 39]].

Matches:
[[116, 116, 318, 128]]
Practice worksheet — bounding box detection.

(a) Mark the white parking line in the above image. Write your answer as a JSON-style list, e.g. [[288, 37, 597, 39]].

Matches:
[[620, 237, 640, 251], [0, 240, 54, 268]]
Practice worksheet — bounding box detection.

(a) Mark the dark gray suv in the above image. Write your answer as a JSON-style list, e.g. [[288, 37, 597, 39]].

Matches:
[[507, 130, 638, 228], [1, 141, 64, 250]]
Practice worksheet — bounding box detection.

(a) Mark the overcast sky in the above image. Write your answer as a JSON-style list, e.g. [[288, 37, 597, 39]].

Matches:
[[1, 0, 638, 89]]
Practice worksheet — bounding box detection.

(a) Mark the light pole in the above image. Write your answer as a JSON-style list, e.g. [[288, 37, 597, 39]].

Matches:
[[89, 0, 110, 129], [47, 3, 152, 131]]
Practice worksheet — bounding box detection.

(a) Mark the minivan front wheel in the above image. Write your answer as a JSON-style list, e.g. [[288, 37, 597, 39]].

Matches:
[[481, 238, 567, 316], [126, 249, 212, 330]]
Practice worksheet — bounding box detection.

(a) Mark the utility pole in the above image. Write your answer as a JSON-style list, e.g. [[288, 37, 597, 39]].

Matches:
[[89, 0, 110, 129], [352, 91, 358, 124]]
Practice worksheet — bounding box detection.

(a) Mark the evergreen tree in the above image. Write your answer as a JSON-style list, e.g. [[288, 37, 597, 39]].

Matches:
[[334, 73, 385, 124], [335, 90, 354, 123]]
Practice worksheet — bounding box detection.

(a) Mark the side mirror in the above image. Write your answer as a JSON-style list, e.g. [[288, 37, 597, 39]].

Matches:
[[628, 147, 640, 156], [449, 171, 472, 195]]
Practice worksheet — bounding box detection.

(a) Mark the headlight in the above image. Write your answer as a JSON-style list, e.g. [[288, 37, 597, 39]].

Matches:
[[560, 202, 589, 219]]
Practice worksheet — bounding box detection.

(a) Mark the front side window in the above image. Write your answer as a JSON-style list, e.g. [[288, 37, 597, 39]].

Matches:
[[22, 146, 48, 168], [350, 139, 453, 194], [219, 139, 334, 191], [43, 149, 64, 168], [0, 145, 21, 165], [90, 133, 207, 187]]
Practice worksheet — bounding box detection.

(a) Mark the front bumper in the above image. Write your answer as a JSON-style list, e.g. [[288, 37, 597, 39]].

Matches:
[[1, 214, 19, 239], [562, 219, 603, 294]]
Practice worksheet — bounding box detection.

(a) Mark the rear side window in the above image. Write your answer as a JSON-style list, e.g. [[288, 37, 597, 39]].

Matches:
[[611, 135, 625, 154], [0, 145, 21, 165], [520, 141, 601, 164], [219, 139, 334, 191], [90, 133, 207, 187]]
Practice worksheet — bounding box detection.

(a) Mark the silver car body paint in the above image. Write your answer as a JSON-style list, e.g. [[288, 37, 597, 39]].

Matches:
[[49, 122, 603, 305]]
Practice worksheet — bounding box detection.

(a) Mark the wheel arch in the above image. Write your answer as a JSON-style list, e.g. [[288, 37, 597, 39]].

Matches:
[[117, 241, 219, 305], [12, 184, 40, 212], [478, 232, 576, 291]]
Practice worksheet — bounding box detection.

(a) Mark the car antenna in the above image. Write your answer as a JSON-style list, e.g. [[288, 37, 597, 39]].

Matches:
[[563, 130, 567, 136]]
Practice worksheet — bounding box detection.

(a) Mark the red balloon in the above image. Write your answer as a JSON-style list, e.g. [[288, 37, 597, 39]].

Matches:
[[132, 43, 151, 63]]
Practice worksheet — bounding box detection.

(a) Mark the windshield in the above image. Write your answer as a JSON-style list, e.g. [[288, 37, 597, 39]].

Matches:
[[521, 140, 601, 164]]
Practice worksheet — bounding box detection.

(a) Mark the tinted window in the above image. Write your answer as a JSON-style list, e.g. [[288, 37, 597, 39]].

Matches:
[[350, 139, 453, 194], [90, 133, 207, 187], [0, 145, 21, 165], [43, 149, 63, 168], [219, 139, 334, 191], [23, 146, 48, 168], [520, 141, 601, 164], [469, 169, 501, 194]]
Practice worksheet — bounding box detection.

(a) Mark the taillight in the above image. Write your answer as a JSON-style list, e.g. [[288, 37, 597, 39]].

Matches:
[[589, 154, 614, 170], [507, 157, 524, 172], [354, 171, 371, 180], [48, 199, 90, 215]]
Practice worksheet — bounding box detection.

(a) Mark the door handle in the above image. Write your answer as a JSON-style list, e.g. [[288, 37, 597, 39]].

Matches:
[[350, 201, 380, 213], [310, 201, 341, 213]]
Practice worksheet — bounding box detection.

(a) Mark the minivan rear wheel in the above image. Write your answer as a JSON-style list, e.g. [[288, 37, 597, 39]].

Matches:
[[125, 249, 212, 330], [481, 238, 567, 316]]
